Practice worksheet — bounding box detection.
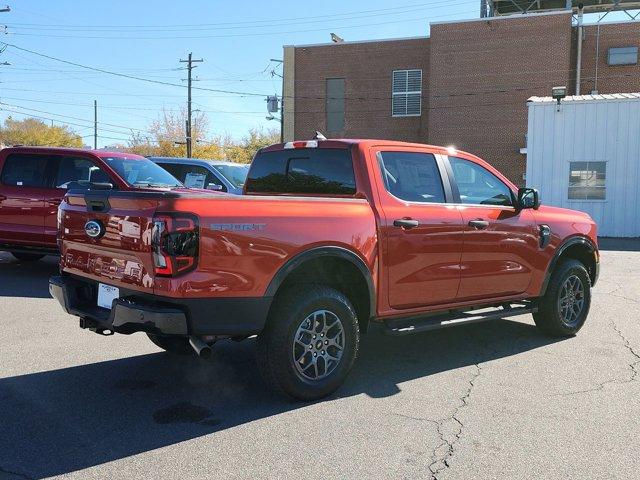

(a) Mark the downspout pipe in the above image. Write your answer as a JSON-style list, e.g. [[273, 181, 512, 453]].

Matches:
[[575, 4, 584, 95]]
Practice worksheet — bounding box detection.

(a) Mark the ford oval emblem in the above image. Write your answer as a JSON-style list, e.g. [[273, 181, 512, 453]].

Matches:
[[85, 220, 104, 239]]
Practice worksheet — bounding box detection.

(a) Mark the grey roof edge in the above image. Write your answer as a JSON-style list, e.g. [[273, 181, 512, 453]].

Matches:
[[528, 92, 640, 103]]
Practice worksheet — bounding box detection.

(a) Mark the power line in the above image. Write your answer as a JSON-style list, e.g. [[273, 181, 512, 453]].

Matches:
[[4, 9, 477, 40], [6, 0, 472, 29]]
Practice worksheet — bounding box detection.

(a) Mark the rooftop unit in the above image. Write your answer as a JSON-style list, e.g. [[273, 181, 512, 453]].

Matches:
[[481, 0, 640, 17]]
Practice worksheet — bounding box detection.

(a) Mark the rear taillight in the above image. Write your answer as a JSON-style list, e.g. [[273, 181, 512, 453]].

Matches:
[[151, 213, 199, 277]]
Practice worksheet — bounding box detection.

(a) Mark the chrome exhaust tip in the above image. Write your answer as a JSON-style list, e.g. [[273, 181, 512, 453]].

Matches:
[[189, 336, 213, 359]]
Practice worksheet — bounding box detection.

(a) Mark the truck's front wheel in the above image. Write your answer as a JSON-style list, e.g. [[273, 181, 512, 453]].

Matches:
[[257, 285, 360, 400], [533, 259, 591, 336]]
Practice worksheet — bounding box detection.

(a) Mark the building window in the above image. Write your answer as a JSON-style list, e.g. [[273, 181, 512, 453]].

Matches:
[[326, 78, 345, 133], [392, 69, 422, 117], [568, 162, 606, 200], [608, 47, 638, 66]]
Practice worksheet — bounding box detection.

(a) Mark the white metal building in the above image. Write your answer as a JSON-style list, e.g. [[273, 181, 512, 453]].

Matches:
[[526, 93, 640, 237]]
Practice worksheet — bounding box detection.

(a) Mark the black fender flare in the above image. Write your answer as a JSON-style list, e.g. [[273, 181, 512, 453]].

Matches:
[[265, 246, 376, 323], [540, 236, 598, 296]]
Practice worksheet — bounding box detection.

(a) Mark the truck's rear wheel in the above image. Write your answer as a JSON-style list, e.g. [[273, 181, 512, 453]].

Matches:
[[533, 259, 591, 336], [256, 285, 360, 400], [146, 333, 193, 355], [10, 252, 45, 262]]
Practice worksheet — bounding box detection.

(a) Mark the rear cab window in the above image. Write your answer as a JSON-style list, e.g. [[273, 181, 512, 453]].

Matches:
[[246, 148, 356, 195]]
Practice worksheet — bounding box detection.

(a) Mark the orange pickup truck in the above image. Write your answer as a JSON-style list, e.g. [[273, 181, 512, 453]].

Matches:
[[50, 139, 599, 400]]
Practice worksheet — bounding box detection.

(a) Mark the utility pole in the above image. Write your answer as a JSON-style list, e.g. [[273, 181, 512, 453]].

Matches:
[[269, 59, 284, 142], [179, 52, 203, 158], [93, 100, 97, 149]]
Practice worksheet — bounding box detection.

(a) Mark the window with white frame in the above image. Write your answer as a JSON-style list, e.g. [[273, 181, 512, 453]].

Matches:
[[568, 161, 606, 200], [392, 69, 422, 117]]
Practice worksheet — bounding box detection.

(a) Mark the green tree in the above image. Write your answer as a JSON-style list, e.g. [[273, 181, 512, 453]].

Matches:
[[0, 117, 83, 147]]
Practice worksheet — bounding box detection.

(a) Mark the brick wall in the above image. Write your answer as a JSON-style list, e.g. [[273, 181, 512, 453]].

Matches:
[[293, 38, 430, 142], [428, 13, 573, 184], [289, 14, 640, 185], [578, 22, 640, 94]]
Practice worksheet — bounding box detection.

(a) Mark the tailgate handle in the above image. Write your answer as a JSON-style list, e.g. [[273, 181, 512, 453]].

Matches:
[[84, 191, 111, 213], [86, 199, 109, 213]]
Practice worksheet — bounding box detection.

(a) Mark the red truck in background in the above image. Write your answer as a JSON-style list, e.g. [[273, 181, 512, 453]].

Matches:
[[50, 139, 599, 400], [0, 147, 188, 260]]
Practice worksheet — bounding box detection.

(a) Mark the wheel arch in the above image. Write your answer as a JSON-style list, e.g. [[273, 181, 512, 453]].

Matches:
[[540, 236, 599, 296], [265, 246, 376, 332]]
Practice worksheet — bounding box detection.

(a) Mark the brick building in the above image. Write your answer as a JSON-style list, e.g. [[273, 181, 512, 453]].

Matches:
[[282, 11, 640, 184]]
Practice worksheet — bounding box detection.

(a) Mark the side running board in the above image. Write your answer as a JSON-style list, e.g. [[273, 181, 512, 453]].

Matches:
[[382, 303, 537, 336]]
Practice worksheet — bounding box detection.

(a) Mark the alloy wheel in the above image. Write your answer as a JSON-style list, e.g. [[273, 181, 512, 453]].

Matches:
[[292, 309, 345, 381], [558, 274, 585, 327]]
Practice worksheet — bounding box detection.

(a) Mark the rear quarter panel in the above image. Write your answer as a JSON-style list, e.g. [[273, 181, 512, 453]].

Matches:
[[154, 195, 379, 299]]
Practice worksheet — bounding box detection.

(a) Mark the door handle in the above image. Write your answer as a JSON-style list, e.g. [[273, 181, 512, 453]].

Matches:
[[393, 218, 419, 229], [468, 219, 489, 230]]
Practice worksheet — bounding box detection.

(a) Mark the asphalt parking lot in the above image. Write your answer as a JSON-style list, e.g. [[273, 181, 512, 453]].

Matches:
[[1, 240, 639, 480]]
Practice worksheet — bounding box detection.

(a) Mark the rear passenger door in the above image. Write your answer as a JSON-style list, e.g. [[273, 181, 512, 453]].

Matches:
[[373, 148, 465, 310], [0, 153, 48, 246], [43, 155, 114, 246]]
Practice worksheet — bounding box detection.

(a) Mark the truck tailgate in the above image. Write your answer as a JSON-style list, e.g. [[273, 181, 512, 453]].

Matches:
[[59, 191, 160, 294]]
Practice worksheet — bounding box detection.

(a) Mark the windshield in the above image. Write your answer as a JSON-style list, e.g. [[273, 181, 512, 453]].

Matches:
[[211, 163, 249, 188], [102, 157, 183, 188]]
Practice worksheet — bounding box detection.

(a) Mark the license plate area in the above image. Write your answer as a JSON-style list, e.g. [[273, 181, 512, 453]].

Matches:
[[97, 283, 120, 310]]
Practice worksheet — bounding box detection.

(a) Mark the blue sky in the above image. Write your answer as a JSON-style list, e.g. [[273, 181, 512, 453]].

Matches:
[[0, 1, 632, 147]]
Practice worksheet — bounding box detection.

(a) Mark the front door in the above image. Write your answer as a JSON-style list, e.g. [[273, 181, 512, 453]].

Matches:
[[0, 153, 48, 246], [448, 156, 539, 301], [375, 149, 465, 310]]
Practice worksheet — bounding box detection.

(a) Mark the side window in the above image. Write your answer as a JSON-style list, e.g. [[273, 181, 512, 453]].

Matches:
[[568, 161, 606, 200], [158, 163, 184, 183], [0, 154, 48, 187], [449, 157, 513, 207], [378, 151, 445, 203], [54, 156, 111, 188], [182, 165, 225, 191]]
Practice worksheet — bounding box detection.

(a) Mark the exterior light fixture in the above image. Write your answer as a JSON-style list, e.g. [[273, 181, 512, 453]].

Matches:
[[552, 86, 567, 108]]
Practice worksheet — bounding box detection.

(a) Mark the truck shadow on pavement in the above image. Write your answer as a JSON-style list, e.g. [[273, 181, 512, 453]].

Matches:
[[0, 320, 564, 479], [0, 253, 59, 299]]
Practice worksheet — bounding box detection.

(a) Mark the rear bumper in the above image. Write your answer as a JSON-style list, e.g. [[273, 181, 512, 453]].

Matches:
[[49, 274, 272, 337]]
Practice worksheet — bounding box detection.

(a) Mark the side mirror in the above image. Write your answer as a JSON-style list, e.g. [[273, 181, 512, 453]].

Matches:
[[206, 183, 223, 191], [517, 187, 540, 210]]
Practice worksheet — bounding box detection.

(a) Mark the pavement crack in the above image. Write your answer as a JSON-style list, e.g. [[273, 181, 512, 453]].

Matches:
[[552, 321, 640, 397], [611, 321, 640, 382], [0, 465, 34, 480], [428, 363, 482, 480]]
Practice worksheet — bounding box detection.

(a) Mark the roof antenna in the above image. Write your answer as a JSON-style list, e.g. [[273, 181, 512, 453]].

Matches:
[[314, 131, 327, 141]]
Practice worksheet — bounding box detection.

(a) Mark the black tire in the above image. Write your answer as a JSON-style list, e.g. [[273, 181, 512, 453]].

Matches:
[[10, 252, 45, 262], [256, 284, 360, 401], [146, 333, 193, 355], [534, 259, 591, 337]]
